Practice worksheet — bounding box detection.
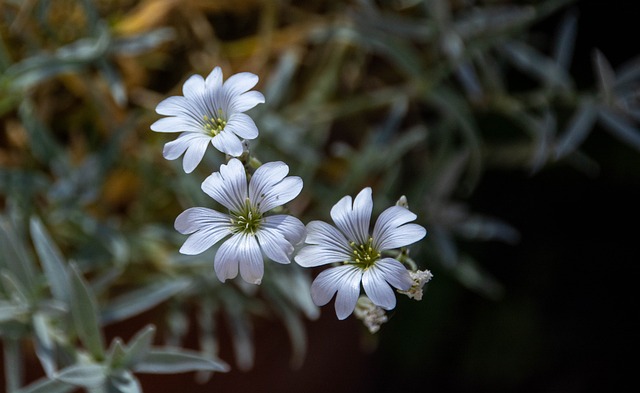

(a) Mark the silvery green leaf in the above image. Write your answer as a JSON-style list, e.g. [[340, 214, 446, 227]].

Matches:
[[454, 62, 483, 102], [1, 271, 29, 304], [109, 28, 175, 55], [106, 338, 127, 370], [455, 215, 520, 244], [15, 378, 75, 393], [222, 294, 254, 370], [530, 110, 556, 172], [18, 101, 63, 165], [97, 59, 126, 106], [552, 10, 577, 70], [100, 279, 190, 324], [33, 313, 57, 377], [500, 40, 572, 90], [592, 49, 615, 102], [0, 216, 37, 293], [68, 263, 105, 359], [454, 5, 536, 39], [454, 256, 504, 300], [29, 217, 71, 303], [120, 325, 156, 369], [555, 100, 597, 159], [107, 370, 142, 393], [598, 107, 640, 151], [614, 55, 640, 88], [133, 348, 229, 374], [0, 301, 25, 322], [3, 337, 22, 392], [265, 50, 302, 108], [55, 364, 107, 388]]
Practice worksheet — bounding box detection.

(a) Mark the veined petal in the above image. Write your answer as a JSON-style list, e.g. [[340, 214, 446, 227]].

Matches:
[[256, 226, 293, 264], [262, 215, 306, 246], [182, 74, 205, 100], [374, 258, 413, 290], [294, 245, 351, 267], [223, 72, 259, 98], [175, 208, 232, 255], [214, 234, 243, 282], [163, 133, 197, 160], [226, 113, 259, 140], [230, 91, 265, 113], [249, 162, 302, 212], [150, 116, 202, 133], [304, 221, 352, 252], [362, 265, 397, 310], [311, 265, 362, 320], [156, 96, 200, 118], [311, 265, 363, 320], [373, 206, 426, 250], [201, 158, 247, 212], [237, 234, 264, 284], [205, 67, 223, 91], [211, 129, 244, 157], [181, 135, 211, 173], [330, 187, 373, 245]]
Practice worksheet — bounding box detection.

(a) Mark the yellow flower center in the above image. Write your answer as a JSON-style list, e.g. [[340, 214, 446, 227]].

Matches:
[[348, 238, 380, 269], [230, 198, 262, 235], [203, 114, 226, 136]]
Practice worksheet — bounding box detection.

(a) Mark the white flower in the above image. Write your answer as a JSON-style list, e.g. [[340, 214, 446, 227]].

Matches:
[[398, 269, 433, 301], [175, 158, 305, 284], [295, 187, 427, 320], [151, 66, 265, 173]]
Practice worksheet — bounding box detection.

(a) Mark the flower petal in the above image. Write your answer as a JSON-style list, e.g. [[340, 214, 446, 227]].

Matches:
[[205, 67, 223, 91], [211, 129, 244, 157], [262, 215, 306, 246], [330, 187, 373, 245], [249, 162, 302, 212], [294, 245, 351, 267], [373, 206, 426, 250], [214, 233, 242, 282], [162, 133, 194, 160], [237, 234, 264, 284], [304, 221, 351, 251], [181, 135, 211, 173], [311, 265, 362, 319], [182, 74, 205, 100], [230, 90, 265, 113], [201, 158, 247, 212], [256, 226, 292, 264], [226, 113, 259, 140], [222, 72, 259, 98], [375, 257, 413, 290], [150, 116, 202, 133], [175, 208, 232, 255]]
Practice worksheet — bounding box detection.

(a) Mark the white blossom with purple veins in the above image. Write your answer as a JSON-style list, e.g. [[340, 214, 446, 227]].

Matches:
[[175, 158, 305, 284], [151, 66, 265, 173], [295, 187, 427, 320]]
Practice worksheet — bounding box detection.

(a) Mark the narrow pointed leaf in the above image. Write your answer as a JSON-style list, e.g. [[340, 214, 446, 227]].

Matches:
[[133, 348, 229, 374], [100, 279, 190, 324], [555, 100, 597, 158], [15, 378, 75, 393], [55, 364, 107, 388], [598, 107, 640, 151], [122, 325, 156, 368], [29, 217, 70, 303], [69, 263, 105, 359], [0, 217, 37, 293], [552, 10, 577, 70]]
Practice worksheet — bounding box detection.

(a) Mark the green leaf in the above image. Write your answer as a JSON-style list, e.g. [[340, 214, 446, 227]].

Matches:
[[0, 300, 26, 323], [0, 216, 38, 294], [133, 348, 229, 374], [121, 325, 156, 369], [107, 370, 142, 393], [68, 263, 105, 360], [32, 313, 57, 377], [29, 217, 70, 303], [555, 100, 597, 159], [55, 364, 107, 388], [15, 378, 75, 393], [598, 107, 640, 152], [100, 279, 190, 325]]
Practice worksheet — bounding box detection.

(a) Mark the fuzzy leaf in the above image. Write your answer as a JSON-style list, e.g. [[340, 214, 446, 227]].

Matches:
[[133, 348, 229, 374], [68, 263, 105, 359], [29, 218, 70, 303], [55, 364, 107, 388]]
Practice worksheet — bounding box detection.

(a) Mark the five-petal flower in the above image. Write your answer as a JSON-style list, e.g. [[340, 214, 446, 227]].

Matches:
[[151, 66, 265, 173], [175, 158, 305, 284], [295, 187, 426, 319]]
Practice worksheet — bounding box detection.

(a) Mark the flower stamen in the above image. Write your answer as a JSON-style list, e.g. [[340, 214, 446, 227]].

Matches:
[[348, 238, 380, 268], [203, 114, 227, 136], [230, 198, 262, 235]]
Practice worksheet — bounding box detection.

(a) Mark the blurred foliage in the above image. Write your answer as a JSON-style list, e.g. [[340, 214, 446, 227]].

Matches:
[[1, 0, 640, 391]]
